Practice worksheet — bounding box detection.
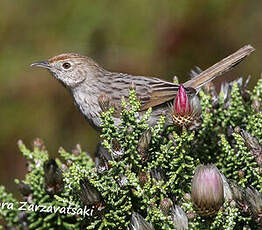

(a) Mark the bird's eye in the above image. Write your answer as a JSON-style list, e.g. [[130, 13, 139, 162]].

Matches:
[[62, 62, 71, 69]]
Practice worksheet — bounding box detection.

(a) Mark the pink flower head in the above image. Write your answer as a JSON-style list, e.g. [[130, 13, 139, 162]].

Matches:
[[171, 84, 201, 127], [191, 164, 224, 216], [174, 85, 191, 116]]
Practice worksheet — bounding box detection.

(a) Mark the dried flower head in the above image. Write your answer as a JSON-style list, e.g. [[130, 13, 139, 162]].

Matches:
[[95, 142, 112, 161], [95, 156, 109, 174], [17, 182, 32, 197], [171, 85, 201, 127], [137, 129, 152, 162], [129, 213, 154, 230], [150, 167, 166, 182], [240, 129, 262, 167], [228, 180, 250, 214], [245, 186, 262, 224], [78, 178, 102, 207], [219, 173, 233, 202], [220, 77, 250, 108], [112, 138, 124, 159], [172, 205, 188, 230], [43, 159, 64, 195], [189, 66, 203, 79], [252, 96, 261, 113], [138, 172, 148, 186], [118, 174, 129, 188], [191, 164, 224, 216], [160, 198, 173, 215]]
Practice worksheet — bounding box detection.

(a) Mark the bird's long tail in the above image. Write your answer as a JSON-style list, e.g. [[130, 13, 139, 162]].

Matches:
[[183, 45, 255, 90]]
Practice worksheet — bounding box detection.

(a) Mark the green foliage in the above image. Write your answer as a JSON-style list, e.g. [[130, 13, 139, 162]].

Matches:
[[0, 77, 262, 229], [1, 0, 260, 187]]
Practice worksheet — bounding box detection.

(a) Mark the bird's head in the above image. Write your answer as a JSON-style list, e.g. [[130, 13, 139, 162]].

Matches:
[[31, 53, 102, 88]]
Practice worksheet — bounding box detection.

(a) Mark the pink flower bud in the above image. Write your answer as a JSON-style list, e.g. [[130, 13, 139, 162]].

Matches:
[[174, 85, 191, 116], [191, 164, 224, 216], [171, 85, 201, 127]]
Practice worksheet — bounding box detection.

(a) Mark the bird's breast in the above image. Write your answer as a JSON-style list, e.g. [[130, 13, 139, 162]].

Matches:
[[72, 88, 102, 128]]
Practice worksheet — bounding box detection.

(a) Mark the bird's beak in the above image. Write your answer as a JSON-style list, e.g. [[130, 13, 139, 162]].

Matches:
[[30, 61, 51, 69]]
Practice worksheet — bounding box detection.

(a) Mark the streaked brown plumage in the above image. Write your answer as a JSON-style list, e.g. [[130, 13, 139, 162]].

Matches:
[[31, 45, 254, 129]]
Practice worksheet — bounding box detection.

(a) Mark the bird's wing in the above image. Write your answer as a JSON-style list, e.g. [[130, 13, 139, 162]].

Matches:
[[139, 79, 196, 111], [105, 73, 195, 113]]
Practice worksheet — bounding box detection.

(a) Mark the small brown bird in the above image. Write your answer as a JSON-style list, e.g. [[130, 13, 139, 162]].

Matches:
[[31, 45, 254, 129]]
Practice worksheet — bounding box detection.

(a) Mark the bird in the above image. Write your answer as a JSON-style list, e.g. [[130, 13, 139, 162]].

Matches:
[[31, 45, 254, 130]]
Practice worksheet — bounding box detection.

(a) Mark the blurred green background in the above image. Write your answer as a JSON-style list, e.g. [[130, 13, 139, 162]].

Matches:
[[0, 0, 261, 192]]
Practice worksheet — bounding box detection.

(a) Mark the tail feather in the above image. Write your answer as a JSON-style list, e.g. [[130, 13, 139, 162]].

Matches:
[[183, 45, 255, 90]]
